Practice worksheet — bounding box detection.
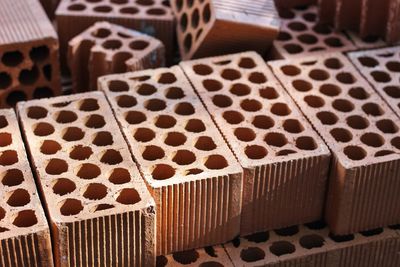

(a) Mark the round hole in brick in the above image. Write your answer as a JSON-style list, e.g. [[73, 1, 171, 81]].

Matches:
[[245, 231, 269, 243], [70, 145, 93, 160], [184, 34, 192, 52], [7, 90, 27, 106], [53, 101, 71, 108], [180, 13, 188, 31], [60, 199, 83, 216], [34, 122, 54, 137], [281, 65, 301, 76], [229, 83, 251, 96], [117, 95, 137, 108], [195, 136, 216, 151], [386, 61, 400, 72], [27, 106, 48, 120], [145, 99, 167, 112], [94, 5, 113, 12], [2, 50, 24, 66], [304, 220, 327, 230], [120, 7, 139, 14], [62, 127, 85, 142], [259, 87, 279, 99], [147, 8, 166, 15], [172, 249, 199, 264], [125, 111, 146, 125], [245, 145, 268, 160], [299, 234, 325, 249], [239, 57, 256, 69], [0, 116, 7, 128], [283, 119, 304, 133], [2, 169, 24, 187], [134, 128, 156, 143], [129, 40, 149, 50], [344, 146, 367, 161], [109, 168, 131, 184], [296, 136, 317, 150], [7, 189, 30, 207], [166, 87, 185, 99], [191, 8, 200, 27], [292, 79, 312, 92], [329, 233, 355, 243], [40, 140, 61, 155], [336, 72, 355, 84], [324, 58, 343, 69], [349, 87, 369, 100], [152, 164, 175, 180], [271, 103, 291, 116], [240, 247, 265, 263], [85, 114, 106, 129], [45, 158, 68, 175], [234, 127, 256, 142], [185, 119, 206, 132], [165, 132, 187, 147], [56, 111, 77, 124], [309, 69, 329, 81], [101, 149, 123, 165], [95, 204, 114, 212], [77, 163, 101, 179], [108, 80, 129, 92], [193, 64, 214, 76], [304, 95, 325, 108], [19, 66, 39, 85], [13, 210, 37, 227], [205, 154, 228, 169], [270, 241, 295, 256], [186, 168, 203, 176], [375, 150, 394, 157], [143, 145, 165, 161], [136, 0, 154, 5], [324, 37, 343, 47], [102, 39, 122, 50], [320, 83, 341, 97], [298, 34, 318, 44], [383, 86, 400, 98], [93, 131, 114, 146], [240, 99, 262, 112], [376, 119, 398, 133], [0, 72, 11, 90], [91, 28, 111, 38], [175, 102, 195, 115], [221, 68, 241, 81], [391, 137, 400, 149], [155, 115, 176, 128], [30, 46, 49, 63], [156, 255, 168, 267], [202, 79, 222, 91], [0, 150, 17, 166], [360, 228, 384, 237], [68, 3, 86, 11], [212, 94, 232, 108], [358, 56, 378, 67], [223, 111, 244, 125], [0, 207, 5, 221], [330, 128, 352, 143], [284, 43, 303, 54], [371, 71, 391, 83], [288, 21, 306, 31], [332, 99, 354, 112], [83, 183, 107, 200], [253, 115, 274, 129], [53, 178, 76, 196], [362, 103, 384, 116], [361, 133, 384, 147], [173, 150, 196, 165], [0, 133, 11, 147], [265, 132, 287, 147], [111, 0, 128, 4], [346, 115, 369, 130], [158, 72, 177, 84], [278, 30, 292, 41], [203, 3, 211, 23], [277, 149, 297, 156], [312, 24, 331, 34], [249, 72, 267, 84]]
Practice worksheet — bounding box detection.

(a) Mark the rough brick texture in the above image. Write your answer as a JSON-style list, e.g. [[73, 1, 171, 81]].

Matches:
[[270, 53, 400, 234], [270, 5, 355, 59], [68, 21, 165, 92], [0, 0, 62, 107], [99, 67, 243, 255], [17, 92, 156, 267], [181, 52, 331, 236], [171, 0, 280, 60], [0, 109, 53, 267]]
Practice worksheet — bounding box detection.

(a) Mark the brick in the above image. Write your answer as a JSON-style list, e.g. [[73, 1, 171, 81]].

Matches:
[[386, 0, 400, 43], [68, 21, 165, 92], [180, 52, 330, 236], [224, 222, 400, 266], [0, 109, 53, 267], [270, 53, 400, 234], [171, 0, 280, 60], [17, 92, 156, 267], [334, 0, 363, 32], [156, 245, 233, 266], [0, 0, 62, 108], [56, 0, 174, 70], [359, 0, 390, 39], [346, 31, 389, 50], [274, 0, 317, 9], [99, 67, 243, 255], [270, 5, 355, 60]]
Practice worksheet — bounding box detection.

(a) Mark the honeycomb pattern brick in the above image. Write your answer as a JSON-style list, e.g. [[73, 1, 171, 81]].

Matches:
[[224, 222, 400, 266], [99, 66, 243, 255], [156, 245, 233, 266], [180, 52, 331, 236], [0, 109, 53, 267], [17, 92, 156, 267], [56, 0, 174, 70], [171, 0, 280, 60], [0, 0, 62, 108], [348, 46, 400, 118], [269, 5, 355, 60], [269, 53, 400, 235], [68, 21, 165, 92]]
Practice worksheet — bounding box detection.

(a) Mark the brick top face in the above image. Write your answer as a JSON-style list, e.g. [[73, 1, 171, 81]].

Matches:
[[17, 92, 153, 223], [270, 53, 400, 168], [0, 109, 48, 240], [99, 66, 242, 187], [180, 52, 329, 168]]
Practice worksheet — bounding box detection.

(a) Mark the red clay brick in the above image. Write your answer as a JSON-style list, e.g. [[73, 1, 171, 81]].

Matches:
[[0, 0, 62, 107], [99, 67, 243, 255], [0, 109, 53, 267], [180, 52, 330, 236], [171, 0, 280, 60], [270, 53, 400, 234], [68, 21, 165, 92], [17, 92, 155, 267]]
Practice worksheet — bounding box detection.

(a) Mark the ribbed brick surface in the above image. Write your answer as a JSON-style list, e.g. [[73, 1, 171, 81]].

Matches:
[[68, 21, 165, 92], [181, 52, 330, 236], [270, 53, 400, 234], [171, 0, 280, 60], [17, 92, 156, 267], [99, 67, 243, 255], [0, 0, 61, 107], [0, 109, 53, 267]]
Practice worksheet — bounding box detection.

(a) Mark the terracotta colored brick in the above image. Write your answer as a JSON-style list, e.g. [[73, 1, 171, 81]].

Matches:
[[56, 0, 174, 70], [0, 0, 62, 107], [317, 0, 336, 25], [270, 53, 400, 234], [274, 0, 317, 9], [270, 5, 355, 60], [224, 222, 400, 266], [180, 52, 331, 236], [156, 245, 233, 266], [171, 0, 280, 60], [17, 92, 156, 267], [99, 67, 243, 255], [0, 109, 53, 267], [386, 0, 400, 43], [359, 0, 390, 39], [68, 21, 165, 92]]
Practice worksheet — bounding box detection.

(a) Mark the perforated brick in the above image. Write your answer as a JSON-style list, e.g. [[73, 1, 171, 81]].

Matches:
[[180, 52, 331, 236], [171, 0, 280, 60], [56, 0, 174, 70], [346, 31, 389, 50], [224, 222, 400, 266], [270, 53, 400, 234], [0, 0, 62, 107], [156, 245, 233, 267], [99, 66, 243, 255], [0, 109, 53, 267], [68, 21, 165, 92], [17, 92, 155, 267], [270, 5, 355, 59]]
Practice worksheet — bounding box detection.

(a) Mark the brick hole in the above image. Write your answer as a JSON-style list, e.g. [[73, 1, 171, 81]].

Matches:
[[93, 5, 113, 13], [252, 115, 274, 129], [240, 247, 265, 263], [329, 233, 354, 242], [312, 24, 331, 34], [324, 58, 343, 70], [136, 0, 154, 5], [62, 127, 85, 142], [143, 145, 165, 161], [234, 127, 256, 142], [166, 87, 185, 99], [156, 255, 168, 267], [125, 111, 147, 125], [52, 178, 76, 196], [270, 241, 295, 256], [186, 168, 203, 175], [304, 220, 327, 230], [95, 204, 114, 212], [91, 28, 111, 38], [213, 60, 232, 66], [184, 34, 193, 52], [108, 80, 129, 92], [309, 69, 329, 81], [117, 95, 137, 108], [165, 132, 187, 146], [330, 128, 352, 143], [93, 131, 114, 146], [386, 61, 400, 72], [46, 158, 68, 175], [0, 72, 12, 89], [249, 72, 267, 84], [245, 231, 269, 243], [134, 128, 155, 142], [245, 145, 267, 160], [332, 99, 354, 112], [34, 86, 53, 99], [155, 115, 176, 128], [376, 119, 398, 133], [203, 3, 211, 23], [212, 94, 232, 108], [298, 34, 318, 44], [101, 40, 122, 51], [30, 46, 49, 63], [116, 32, 130, 39], [158, 72, 177, 84], [344, 146, 367, 161], [221, 69, 241, 81], [175, 102, 195, 115], [13, 210, 37, 227], [34, 122, 54, 136], [0, 116, 7, 128], [77, 163, 101, 179], [43, 65, 53, 83], [223, 111, 244, 125], [303, 12, 316, 22], [283, 119, 304, 133], [52, 101, 71, 108], [281, 65, 301, 76], [70, 145, 93, 160], [56, 110, 78, 124], [292, 79, 312, 92], [349, 87, 369, 100], [240, 99, 262, 112], [336, 72, 356, 84], [41, 140, 61, 155], [383, 86, 400, 99], [19, 66, 39, 85], [180, 13, 188, 31], [147, 8, 166, 15], [389, 224, 400, 230], [184, 119, 205, 133], [101, 149, 123, 165], [278, 31, 292, 41], [186, 0, 194, 8], [324, 37, 343, 47], [0, 150, 18, 166], [60, 199, 83, 216], [120, 7, 139, 14], [309, 47, 325, 52], [204, 154, 228, 169], [362, 103, 384, 116], [152, 164, 175, 180], [265, 132, 287, 147], [375, 150, 394, 157], [0, 207, 5, 220], [288, 21, 307, 31], [347, 115, 369, 130], [83, 183, 107, 200], [371, 71, 391, 83], [391, 137, 400, 149], [136, 84, 156, 96], [360, 228, 384, 237], [271, 103, 291, 116], [1, 50, 24, 67], [299, 234, 325, 249], [191, 8, 200, 28], [0, 133, 12, 147], [275, 225, 299, 236], [278, 9, 295, 19], [85, 114, 106, 129], [173, 150, 196, 165], [296, 136, 317, 150], [129, 40, 149, 50], [111, 0, 128, 4], [239, 57, 256, 69], [195, 136, 216, 151], [109, 168, 131, 184], [259, 87, 278, 100], [377, 52, 394, 58], [193, 64, 213, 76], [203, 79, 223, 91], [320, 84, 341, 97], [68, 3, 86, 11], [304, 95, 325, 108], [2, 169, 24, 187], [358, 56, 379, 67], [7, 189, 30, 207], [173, 249, 199, 264]]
